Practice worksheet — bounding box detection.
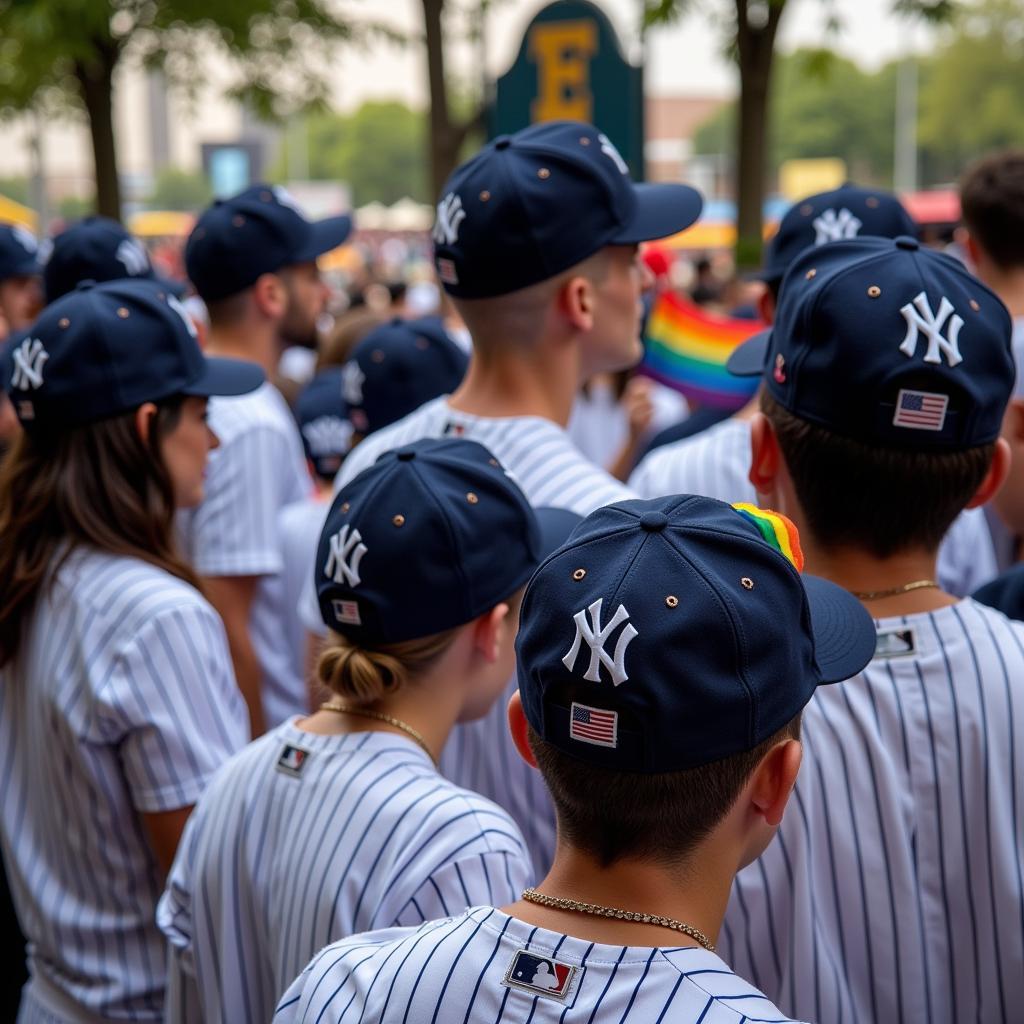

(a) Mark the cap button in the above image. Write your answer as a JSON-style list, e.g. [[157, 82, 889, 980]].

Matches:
[[895, 235, 919, 251], [494, 135, 512, 150], [396, 450, 416, 462], [639, 511, 669, 532]]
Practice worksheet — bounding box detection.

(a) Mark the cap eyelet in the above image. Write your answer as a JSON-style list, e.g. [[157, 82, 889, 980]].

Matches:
[[537, 168, 551, 180], [867, 285, 882, 298], [741, 577, 755, 590], [970, 299, 980, 312], [479, 190, 491, 202], [800, 204, 814, 216], [579, 136, 591, 145], [392, 514, 405, 527], [58, 317, 70, 328], [866, 196, 880, 208], [260, 190, 272, 201], [340, 502, 350, 513], [665, 595, 679, 608], [371, 349, 385, 363], [573, 568, 587, 581], [117, 307, 130, 319], [194, 227, 206, 239], [232, 215, 245, 227], [415, 338, 429, 350], [805, 268, 817, 280], [466, 492, 479, 504], [488, 458, 499, 467]]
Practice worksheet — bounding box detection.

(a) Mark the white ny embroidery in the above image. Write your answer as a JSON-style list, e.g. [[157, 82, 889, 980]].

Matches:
[[433, 193, 466, 245], [342, 361, 365, 405], [898, 292, 964, 367], [167, 294, 198, 338], [562, 598, 638, 686], [812, 207, 862, 244], [10, 337, 48, 390], [598, 133, 629, 175], [115, 238, 150, 276], [324, 524, 367, 587]]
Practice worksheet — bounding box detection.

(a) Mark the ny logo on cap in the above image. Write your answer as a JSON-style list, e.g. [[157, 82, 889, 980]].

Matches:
[[433, 193, 466, 246], [167, 294, 198, 338], [563, 598, 637, 686], [898, 292, 963, 367], [598, 133, 629, 175], [116, 238, 150, 276], [10, 337, 48, 391], [342, 361, 365, 405], [324, 524, 367, 587], [813, 208, 862, 245], [272, 185, 305, 215], [12, 225, 37, 255]]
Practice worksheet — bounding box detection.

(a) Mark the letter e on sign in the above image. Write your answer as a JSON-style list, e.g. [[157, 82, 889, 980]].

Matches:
[[529, 20, 598, 123]]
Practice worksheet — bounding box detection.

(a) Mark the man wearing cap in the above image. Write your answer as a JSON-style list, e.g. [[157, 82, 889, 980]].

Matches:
[[721, 236, 1024, 1022], [274, 495, 876, 1022], [179, 185, 351, 734], [628, 184, 997, 598], [326, 120, 703, 875]]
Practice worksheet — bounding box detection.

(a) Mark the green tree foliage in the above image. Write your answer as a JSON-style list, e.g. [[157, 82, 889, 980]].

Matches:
[[275, 102, 429, 207], [145, 167, 213, 210]]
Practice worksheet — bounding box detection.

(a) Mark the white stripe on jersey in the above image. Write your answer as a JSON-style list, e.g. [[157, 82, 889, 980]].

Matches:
[[0, 549, 248, 1022], [628, 416, 998, 597], [274, 907, 807, 1023], [178, 382, 312, 728], [298, 396, 636, 878], [158, 720, 532, 1024], [722, 599, 1024, 1023]]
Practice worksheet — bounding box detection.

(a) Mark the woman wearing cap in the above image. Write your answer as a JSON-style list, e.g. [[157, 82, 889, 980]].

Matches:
[[0, 278, 263, 1022], [158, 438, 578, 1024]]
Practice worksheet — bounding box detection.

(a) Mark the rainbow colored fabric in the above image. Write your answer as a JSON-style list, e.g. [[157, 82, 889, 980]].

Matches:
[[641, 292, 765, 410], [732, 503, 804, 572]]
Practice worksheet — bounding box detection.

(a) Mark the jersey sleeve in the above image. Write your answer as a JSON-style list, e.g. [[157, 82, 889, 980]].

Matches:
[[96, 601, 250, 812], [187, 425, 291, 577]]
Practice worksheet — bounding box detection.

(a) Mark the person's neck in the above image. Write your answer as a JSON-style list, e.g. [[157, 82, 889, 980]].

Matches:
[[978, 265, 1024, 320], [731, 388, 764, 423], [205, 322, 279, 379], [297, 666, 464, 765], [503, 839, 735, 949], [801, 538, 956, 616], [446, 347, 578, 427]]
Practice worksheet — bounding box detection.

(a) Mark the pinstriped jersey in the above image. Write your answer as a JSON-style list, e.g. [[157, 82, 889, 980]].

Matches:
[[0, 549, 249, 1022], [178, 382, 312, 728], [628, 416, 998, 597], [158, 721, 533, 1024], [296, 396, 636, 877], [273, 907, 806, 1023], [722, 599, 1024, 1023]]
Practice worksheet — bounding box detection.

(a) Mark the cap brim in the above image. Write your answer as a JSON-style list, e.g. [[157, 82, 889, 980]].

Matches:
[[181, 356, 265, 398], [294, 214, 353, 262], [802, 574, 878, 683], [534, 506, 584, 560], [5, 257, 41, 279], [726, 328, 772, 377], [612, 183, 704, 245]]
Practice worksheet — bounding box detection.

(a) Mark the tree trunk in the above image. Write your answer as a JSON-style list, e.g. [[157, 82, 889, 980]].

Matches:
[[74, 39, 121, 222], [422, 0, 456, 200], [733, 0, 786, 269]]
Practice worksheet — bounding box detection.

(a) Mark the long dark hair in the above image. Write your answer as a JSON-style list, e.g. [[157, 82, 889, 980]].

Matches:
[[0, 398, 202, 667]]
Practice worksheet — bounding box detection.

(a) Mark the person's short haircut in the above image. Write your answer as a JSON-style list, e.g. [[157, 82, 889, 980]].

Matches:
[[762, 390, 995, 558], [527, 713, 801, 867], [960, 150, 1024, 270]]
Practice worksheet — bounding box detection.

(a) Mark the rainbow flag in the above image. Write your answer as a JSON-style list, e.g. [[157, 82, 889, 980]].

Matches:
[[732, 503, 804, 572], [641, 292, 765, 410]]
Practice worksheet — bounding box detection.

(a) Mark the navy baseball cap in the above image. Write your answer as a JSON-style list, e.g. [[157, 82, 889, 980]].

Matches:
[[3, 277, 264, 430], [516, 495, 876, 773], [755, 184, 917, 286], [315, 437, 582, 642], [186, 184, 352, 303], [43, 216, 186, 303], [0, 224, 41, 281], [729, 236, 1014, 450], [432, 120, 703, 298], [296, 367, 352, 479], [343, 316, 468, 436]]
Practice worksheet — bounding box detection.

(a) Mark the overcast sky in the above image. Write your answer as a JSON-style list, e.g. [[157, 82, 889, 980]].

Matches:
[[333, 0, 935, 109]]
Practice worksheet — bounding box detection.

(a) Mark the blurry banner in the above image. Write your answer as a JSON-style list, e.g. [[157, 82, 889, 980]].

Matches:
[[641, 292, 765, 410]]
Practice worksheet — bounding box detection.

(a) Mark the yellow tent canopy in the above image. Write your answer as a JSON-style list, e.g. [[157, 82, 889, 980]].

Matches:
[[129, 210, 195, 238], [0, 194, 37, 232]]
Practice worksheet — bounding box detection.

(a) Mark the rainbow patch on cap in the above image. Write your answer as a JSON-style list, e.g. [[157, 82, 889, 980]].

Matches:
[[732, 503, 804, 572]]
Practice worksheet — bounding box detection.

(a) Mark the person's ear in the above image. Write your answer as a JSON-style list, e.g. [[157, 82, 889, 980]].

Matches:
[[134, 402, 158, 446], [966, 435, 1011, 509], [473, 602, 510, 663], [748, 737, 802, 828], [748, 411, 782, 498], [560, 275, 595, 333], [756, 286, 776, 325], [252, 273, 287, 320], [962, 231, 981, 270], [507, 691, 538, 769]]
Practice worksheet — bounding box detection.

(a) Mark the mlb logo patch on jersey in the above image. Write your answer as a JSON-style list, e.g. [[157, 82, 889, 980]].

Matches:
[[276, 744, 310, 777], [502, 950, 577, 1003], [874, 626, 918, 659]]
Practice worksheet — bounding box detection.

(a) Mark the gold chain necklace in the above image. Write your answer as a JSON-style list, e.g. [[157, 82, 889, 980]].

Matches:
[[319, 701, 437, 767], [849, 579, 939, 601], [521, 887, 715, 952]]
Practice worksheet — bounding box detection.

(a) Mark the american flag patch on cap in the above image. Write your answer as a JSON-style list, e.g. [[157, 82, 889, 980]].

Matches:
[[437, 258, 459, 285], [893, 388, 948, 431], [569, 702, 617, 748], [332, 599, 361, 625]]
